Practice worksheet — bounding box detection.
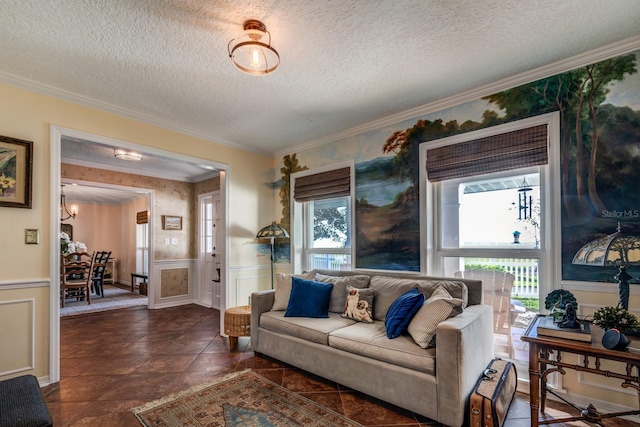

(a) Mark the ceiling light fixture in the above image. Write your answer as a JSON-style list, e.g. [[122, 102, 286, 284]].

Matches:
[[114, 148, 142, 161], [228, 19, 280, 76]]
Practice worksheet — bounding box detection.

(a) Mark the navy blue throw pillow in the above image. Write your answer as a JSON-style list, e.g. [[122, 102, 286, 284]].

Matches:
[[284, 277, 333, 318], [385, 288, 425, 339]]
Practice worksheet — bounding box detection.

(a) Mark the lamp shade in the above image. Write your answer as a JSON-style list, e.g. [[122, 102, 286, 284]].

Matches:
[[572, 223, 640, 309], [256, 221, 289, 240], [572, 224, 640, 267], [228, 20, 279, 76]]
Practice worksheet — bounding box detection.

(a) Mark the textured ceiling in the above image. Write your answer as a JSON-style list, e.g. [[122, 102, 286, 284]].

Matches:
[[1, 1, 640, 157]]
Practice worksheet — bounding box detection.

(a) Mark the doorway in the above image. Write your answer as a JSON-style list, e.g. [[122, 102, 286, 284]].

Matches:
[[58, 180, 152, 315], [198, 191, 221, 309], [49, 125, 230, 384]]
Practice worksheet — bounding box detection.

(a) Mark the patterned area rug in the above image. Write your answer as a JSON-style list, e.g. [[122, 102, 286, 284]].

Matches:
[[60, 284, 147, 317], [132, 370, 363, 427]]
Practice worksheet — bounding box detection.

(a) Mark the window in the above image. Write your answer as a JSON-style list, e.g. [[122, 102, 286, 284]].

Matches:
[[422, 112, 561, 370], [136, 210, 149, 275], [303, 196, 351, 270], [291, 164, 354, 272]]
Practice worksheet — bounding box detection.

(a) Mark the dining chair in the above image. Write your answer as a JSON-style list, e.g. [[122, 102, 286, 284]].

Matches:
[[60, 251, 95, 308], [91, 251, 112, 297]]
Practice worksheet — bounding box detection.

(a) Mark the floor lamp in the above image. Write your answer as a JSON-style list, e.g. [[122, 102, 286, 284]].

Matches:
[[256, 222, 289, 289]]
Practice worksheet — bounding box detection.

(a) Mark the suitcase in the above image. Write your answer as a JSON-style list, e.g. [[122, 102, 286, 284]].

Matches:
[[469, 358, 517, 427]]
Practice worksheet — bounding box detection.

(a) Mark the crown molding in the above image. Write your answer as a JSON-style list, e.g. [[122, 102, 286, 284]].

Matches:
[[276, 34, 640, 159], [0, 71, 271, 157], [2, 33, 639, 161]]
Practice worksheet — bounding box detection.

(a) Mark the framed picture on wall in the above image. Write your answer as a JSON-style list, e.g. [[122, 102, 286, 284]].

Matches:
[[0, 135, 33, 209], [162, 215, 182, 230]]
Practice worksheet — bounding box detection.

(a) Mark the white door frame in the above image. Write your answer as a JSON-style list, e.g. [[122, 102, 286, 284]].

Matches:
[[198, 191, 221, 309], [49, 125, 230, 383]]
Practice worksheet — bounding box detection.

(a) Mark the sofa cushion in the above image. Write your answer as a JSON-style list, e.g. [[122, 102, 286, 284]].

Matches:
[[261, 311, 356, 345], [285, 277, 333, 318], [341, 286, 375, 323], [385, 288, 425, 338], [370, 276, 468, 321], [272, 271, 316, 311], [408, 285, 464, 348], [329, 321, 436, 375], [314, 273, 371, 313]]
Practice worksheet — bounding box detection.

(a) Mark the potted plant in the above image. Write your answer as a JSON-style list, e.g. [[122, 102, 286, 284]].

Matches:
[[591, 306, 640, 333]]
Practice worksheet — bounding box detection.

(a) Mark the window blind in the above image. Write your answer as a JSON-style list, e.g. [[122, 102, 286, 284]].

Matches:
[[426, 124, 548, 182], [294, 167, 350, 202], [136, 210, 149, 224]]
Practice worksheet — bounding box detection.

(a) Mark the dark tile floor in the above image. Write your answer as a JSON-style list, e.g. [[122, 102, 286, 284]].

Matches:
[[42, 304, 637, 426]]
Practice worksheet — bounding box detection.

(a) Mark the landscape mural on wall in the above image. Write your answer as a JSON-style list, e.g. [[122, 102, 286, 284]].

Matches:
[[276, 48, 640, 278]]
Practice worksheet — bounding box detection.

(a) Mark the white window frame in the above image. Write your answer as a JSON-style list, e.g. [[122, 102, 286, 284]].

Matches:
[[291, 161, 355, 273], [420, 112, 561, 293]]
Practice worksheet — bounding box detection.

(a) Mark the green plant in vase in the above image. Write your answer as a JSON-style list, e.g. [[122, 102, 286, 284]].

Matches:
[[592, 306, 639, 334]]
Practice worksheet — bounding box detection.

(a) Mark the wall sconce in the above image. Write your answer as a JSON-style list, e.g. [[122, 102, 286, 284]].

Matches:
[[228, 19, 280, 76], [60, 185, 76, 221], [114, 148, 142, 161]]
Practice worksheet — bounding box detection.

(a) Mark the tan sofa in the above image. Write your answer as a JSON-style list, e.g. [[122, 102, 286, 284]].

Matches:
[[251, 269, 494, 426]]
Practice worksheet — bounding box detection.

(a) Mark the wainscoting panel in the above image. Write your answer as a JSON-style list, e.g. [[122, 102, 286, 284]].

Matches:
[[230, 265, 273, 307], [0, 298, 35, 376], [153, 259, 197, 307]]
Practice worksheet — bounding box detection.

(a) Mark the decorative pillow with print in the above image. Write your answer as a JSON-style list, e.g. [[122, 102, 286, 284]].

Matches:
[[407, 285, 464, 348], [341, 285, 375, 323]]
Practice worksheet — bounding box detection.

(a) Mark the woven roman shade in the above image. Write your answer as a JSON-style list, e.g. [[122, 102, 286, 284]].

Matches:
[[294, 167, 350, 202], [426, 124, 548, 182], [136, 210, 149, 224]]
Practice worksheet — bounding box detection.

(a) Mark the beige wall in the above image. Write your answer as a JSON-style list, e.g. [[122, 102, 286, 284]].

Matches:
[[0, 82, 273, 382], [63, 202, 123, 257]]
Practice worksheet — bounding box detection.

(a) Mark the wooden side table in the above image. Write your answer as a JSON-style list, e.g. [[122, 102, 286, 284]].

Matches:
[[130, 272, 148, 293], [224, 305, 251, 348], [522, 315, 640, 426]]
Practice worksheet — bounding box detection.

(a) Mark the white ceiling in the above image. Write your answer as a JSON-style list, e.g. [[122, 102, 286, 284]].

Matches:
[[1, 0, 640, 158]]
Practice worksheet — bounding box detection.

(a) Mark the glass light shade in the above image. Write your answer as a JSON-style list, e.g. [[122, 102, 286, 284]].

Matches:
[[572, 225, 640, 267], [114, 148, 142, 161], [228, 20, 279, 76], [70, 204, 78, 216], [256, 221, 289, 240]]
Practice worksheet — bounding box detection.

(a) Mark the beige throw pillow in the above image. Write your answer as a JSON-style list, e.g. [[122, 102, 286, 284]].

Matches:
[[408, 285, 464, 348], [272, 272, 314, 310]]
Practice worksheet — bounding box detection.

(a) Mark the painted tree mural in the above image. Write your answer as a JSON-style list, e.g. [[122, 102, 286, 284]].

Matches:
[[278, 49, 640, 277], [278, 153, 308, 233]]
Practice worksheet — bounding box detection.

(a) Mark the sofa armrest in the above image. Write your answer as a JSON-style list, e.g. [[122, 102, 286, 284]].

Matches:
[[435, 304, 493, 426], [250, 290, 275, 350]]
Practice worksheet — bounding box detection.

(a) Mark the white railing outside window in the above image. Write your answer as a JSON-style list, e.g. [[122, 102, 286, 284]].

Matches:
[[464, 257, 539, 298]]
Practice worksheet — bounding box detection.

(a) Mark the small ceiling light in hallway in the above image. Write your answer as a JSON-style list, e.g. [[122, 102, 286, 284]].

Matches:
[[114, 148, 142, 161]]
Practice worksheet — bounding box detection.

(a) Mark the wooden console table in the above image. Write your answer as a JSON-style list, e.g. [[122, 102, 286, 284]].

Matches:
[[522, 315, 640, 426]]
